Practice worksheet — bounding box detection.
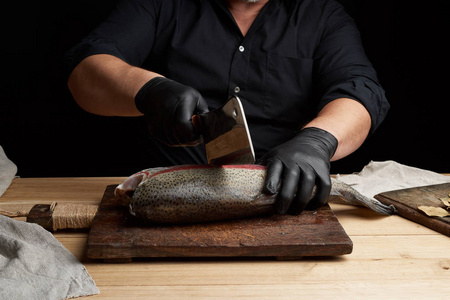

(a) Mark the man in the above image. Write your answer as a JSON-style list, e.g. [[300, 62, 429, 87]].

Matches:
[[65, 0, 389, 215]]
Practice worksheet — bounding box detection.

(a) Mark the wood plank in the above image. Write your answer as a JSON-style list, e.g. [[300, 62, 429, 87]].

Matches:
[[330, 203, 442, 236], [55, 221, 450, 262], [77, 233, 450, 300], [84, 242, 450, 298], [375, 183, 450, 237], [84, 256, 450, 286], [348, 235, 450, 259], [87, 185, 353, 260], [86, 282, 450, 299], [0, 177, 126, 205]]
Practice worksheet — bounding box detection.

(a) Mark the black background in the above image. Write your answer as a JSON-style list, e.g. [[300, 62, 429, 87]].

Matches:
[[1, 0, 449, 177]]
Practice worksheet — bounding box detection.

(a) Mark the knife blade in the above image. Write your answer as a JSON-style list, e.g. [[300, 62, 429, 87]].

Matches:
[[192, 96, 255, 165]]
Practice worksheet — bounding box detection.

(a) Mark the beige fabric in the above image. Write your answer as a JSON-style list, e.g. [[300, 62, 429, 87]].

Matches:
[[0, 146, 17, 197], [337, 160, 450, 200], [0, 215, 99, 299]]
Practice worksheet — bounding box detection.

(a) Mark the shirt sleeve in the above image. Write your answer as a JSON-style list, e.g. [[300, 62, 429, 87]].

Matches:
[[64, 0, 158, 79], [313, 1, 390, 134]]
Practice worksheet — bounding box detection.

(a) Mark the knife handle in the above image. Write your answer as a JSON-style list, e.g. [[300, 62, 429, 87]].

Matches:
[[191, 115, 202, 131], [27, 203, 98, 232]]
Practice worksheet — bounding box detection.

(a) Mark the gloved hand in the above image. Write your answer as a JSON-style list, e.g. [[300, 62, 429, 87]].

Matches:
[[259, 127, 338, 215], [134, 77, 209, 146]]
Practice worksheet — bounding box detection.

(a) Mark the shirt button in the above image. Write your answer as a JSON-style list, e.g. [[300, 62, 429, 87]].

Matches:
[[239, 46, 245, 52], [234, 86, 241, 93]]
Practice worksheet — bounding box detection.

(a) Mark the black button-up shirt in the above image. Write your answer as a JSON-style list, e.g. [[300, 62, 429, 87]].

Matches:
[[65, 0, 389, 165]]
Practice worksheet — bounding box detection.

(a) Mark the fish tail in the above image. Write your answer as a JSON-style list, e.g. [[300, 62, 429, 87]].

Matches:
[[330, 178, 396, 215]]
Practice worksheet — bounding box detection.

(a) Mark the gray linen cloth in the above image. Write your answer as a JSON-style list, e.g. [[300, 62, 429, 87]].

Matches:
[[0, 146, 17, 197], [337, 160, 450, 200], [0, 215, 99, 299]]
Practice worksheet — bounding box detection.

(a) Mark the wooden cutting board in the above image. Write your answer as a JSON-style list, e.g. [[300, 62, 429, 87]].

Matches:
[[375, 183, 450, 237], [87, 185, 353, 261]]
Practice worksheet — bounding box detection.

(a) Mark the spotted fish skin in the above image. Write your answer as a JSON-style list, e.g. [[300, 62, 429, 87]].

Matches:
[[128, 165, 276, 224], [115, 164, 395, 225]]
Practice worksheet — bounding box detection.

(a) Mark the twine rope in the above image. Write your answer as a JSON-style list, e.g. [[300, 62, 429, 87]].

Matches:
[[0, 202, 98, 231], [51, 202, 98, 231]]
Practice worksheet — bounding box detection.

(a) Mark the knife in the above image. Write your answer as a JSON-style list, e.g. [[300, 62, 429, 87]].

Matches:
[[192, 96, 255, 165]]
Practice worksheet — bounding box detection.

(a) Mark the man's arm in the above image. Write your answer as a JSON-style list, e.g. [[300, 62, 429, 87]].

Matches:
[[67, 54, 157, 117], [67, 53, 209, 146], [304, 98, 371, 161]]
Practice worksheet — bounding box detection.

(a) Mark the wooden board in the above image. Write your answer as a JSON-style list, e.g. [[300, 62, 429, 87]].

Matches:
[[375, 183, 450, 237], [87, 185, 353, 260]]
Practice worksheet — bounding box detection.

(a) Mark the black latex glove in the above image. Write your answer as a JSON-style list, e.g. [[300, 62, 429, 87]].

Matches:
[[259, 127, 338, 215], [134, 77, 209, 146]]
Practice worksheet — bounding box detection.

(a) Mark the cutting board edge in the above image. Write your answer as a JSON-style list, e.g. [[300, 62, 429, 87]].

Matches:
[[374, 194, 450, 237], [86, 242, 353, 260]]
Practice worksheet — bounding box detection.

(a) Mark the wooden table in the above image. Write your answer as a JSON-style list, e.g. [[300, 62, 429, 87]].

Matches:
[[1, 177, 450, 299]]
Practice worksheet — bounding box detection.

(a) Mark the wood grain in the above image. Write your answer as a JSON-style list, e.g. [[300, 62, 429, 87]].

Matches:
[[87, 185, 353, 260], [27, 204, 54, 230], [375, 183, 450, 237]]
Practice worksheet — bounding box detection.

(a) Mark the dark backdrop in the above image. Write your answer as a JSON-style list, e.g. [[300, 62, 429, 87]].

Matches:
[[1, 0, 449, 177]]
